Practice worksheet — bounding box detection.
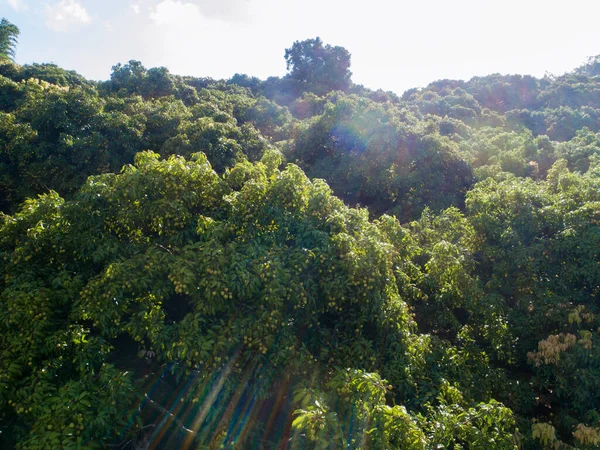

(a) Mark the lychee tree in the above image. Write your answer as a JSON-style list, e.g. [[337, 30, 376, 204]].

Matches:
[[0, 150, 515, 449]]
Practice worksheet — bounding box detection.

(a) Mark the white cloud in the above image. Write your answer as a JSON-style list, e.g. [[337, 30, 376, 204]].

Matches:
[[7, 0, 27, 10], [145, 0, 259, 79], [44, 0, 91, 32], [150, 0, 252, 24], [194, 0, 251, 21], [130, 3, 140, 14], [150, 0, 203, 26]]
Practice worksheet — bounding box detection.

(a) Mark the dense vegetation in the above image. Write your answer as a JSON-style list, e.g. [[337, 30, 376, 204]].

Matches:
[[1, 20, 600, 449]]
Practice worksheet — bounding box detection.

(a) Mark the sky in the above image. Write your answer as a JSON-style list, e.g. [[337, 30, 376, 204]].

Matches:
[[2, 0, 600, 95]]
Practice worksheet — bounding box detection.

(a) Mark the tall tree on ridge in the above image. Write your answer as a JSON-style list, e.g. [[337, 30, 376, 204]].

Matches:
[[284, 37, 352, 95]]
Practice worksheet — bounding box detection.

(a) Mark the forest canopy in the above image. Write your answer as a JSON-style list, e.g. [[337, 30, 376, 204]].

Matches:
[[1, 28, 600, 449]]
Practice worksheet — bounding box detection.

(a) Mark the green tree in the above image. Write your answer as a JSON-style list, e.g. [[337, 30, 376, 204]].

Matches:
[[576, 55, 600, 77], [0, 150, 518, 449], [107, 60, 146, 95], [0, 18, 19, 62], [288, 93, 473, 221], [140, 66, 176, 99], [284, 37, 352, 95], [17, 64, 90, 88], [465, 161, 600, 447]]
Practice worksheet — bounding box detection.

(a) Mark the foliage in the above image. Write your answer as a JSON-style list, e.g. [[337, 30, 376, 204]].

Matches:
[[287, 94, 473, 221], [16, 64, 91, 88], [465, 161, 600, 446], [0, 66, 275, 212], [285, 37, 352, 95], [2, 29, 600, 449], [0, 150, 524, 448], [0, 18, 19, 62]]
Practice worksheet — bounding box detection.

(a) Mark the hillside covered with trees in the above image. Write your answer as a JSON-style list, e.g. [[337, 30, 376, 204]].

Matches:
[[1, 20, 600, 449]]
